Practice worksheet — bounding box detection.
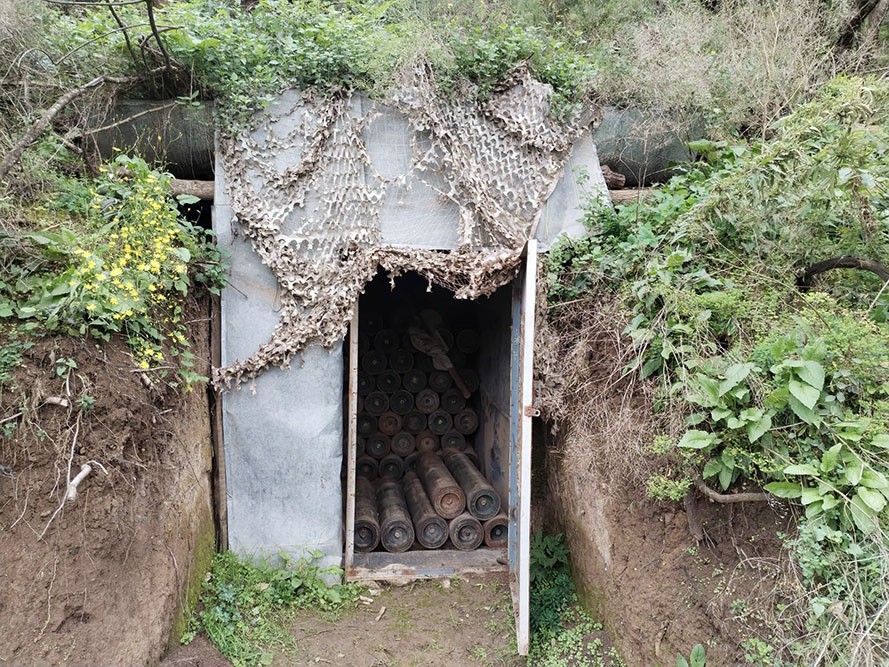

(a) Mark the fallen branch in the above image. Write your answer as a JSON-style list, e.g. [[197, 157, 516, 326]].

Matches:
[[0, 68, 165, 179], [694, 478, 769, 504], [798, 256, 889, 289]]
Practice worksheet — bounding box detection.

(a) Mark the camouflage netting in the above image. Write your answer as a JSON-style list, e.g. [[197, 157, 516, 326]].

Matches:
[[215, 64, 597, 389]]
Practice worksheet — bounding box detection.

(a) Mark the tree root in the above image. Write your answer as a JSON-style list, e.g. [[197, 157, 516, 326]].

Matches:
[[694, 478, 769, 504]]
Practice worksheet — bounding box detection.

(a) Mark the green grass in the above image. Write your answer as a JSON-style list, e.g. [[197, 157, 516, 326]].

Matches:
[[184, 550, 362, 667]]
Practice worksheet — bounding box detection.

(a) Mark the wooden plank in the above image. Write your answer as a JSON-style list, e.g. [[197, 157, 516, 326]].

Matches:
[[344, 309, 359, 577], [209, 294, 228, 551], [516, 239, 537, 655], [350, 548, 508, 584]]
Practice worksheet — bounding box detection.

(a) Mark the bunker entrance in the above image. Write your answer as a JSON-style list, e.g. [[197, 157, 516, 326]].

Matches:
[[343, 268, 513, 574], [342, 248, 537, 654]]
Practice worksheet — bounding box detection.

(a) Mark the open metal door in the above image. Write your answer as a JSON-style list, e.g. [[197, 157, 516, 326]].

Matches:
[[509, 239, 537, 655], [344, 307, 359, 577]]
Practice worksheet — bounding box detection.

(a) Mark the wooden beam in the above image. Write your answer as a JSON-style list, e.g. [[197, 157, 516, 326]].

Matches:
[[170, 178, 214, 201]]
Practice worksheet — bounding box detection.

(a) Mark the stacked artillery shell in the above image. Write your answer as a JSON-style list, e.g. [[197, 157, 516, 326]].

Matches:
[[453, 408, 478, 435], [377, 481, 415, 552], [415, 388, 440, 414], [379, 453, 405, 481], [377, 412, 402, 436], [357, 415, 376, 437], [376, 370, 401, 394], [353, 314, 499, 552], [415, 452, 465, 519], [449, 512, 484, 551], [483, 514, 508, 548], [391, 431, 415, 457], [366, 433, 391, 459], [441, 388, 466, 414], [441, 449, 501, 520], [428, 371, 453, 393], [355, 477, 381, 552], [441, 431, 466, 450], [403, 471, 449, 549], [390, 390, 414, 415], [415, 431, 439, 452], [428, 410, 453, 435], [390, 349, 414, 373], [403, 369, 426, 393], [362, 350, 387, 375], [357, 455, 379, 480], [365, 392, 389, 416], [403, 411, 427, 434]]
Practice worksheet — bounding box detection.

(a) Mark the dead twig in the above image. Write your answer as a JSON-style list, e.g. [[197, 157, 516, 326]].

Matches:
[[0, 66, 166, 179]]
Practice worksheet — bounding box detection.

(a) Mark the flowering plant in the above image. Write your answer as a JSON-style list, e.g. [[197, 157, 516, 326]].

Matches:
[[9, 154, 226, 384]]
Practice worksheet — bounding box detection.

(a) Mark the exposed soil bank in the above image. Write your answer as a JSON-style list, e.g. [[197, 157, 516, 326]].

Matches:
[[546, 445, 790, 666], [0, 298, 215, 666]]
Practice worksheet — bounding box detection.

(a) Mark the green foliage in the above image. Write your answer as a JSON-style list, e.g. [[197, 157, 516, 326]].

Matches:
[[546, 76, 889, 665], [0, 327, 32, 387], [676, 643, 707, 667], [185, 550, 361, 667], [39, 0, 596, 130], [0, 155, 226, 386], [530, 531, 574, 636], [529, 532, 625, 666], [445, 23, 595, 114]]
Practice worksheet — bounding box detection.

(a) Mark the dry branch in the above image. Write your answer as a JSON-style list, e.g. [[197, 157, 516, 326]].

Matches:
[[694, 478, 769, 504], [0, 72, 150, 179]]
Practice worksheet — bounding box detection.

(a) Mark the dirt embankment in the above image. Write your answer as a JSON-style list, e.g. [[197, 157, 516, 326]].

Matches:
[[544, 438, 789, 666], [0, 298, 215, 666], [534, 297, 791, 666]]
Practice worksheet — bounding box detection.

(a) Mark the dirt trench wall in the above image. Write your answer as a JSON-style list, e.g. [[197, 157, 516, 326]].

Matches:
[[0, 308, 215, 666], [545, 442, 788, 667]]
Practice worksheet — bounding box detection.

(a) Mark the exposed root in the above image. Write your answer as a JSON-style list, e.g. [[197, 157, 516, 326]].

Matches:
[[694, 478, 769, 504]]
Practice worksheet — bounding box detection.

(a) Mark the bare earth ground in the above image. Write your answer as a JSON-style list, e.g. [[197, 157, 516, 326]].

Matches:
[[163, 574, 524, 667], [0, 299, 214, 667], [550, 451, 791, 666]]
